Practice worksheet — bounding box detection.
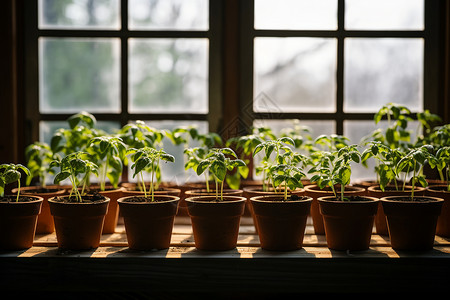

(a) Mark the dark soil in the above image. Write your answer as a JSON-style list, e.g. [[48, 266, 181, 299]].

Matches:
[[387, 196, 442, 202], [267, 195, 310, 202], [0, 195, 40, 203], [327, 196, 373, 202], [52, 192, 107, 204], [428, 185, 450, 192], [121, 196, 172, 203]]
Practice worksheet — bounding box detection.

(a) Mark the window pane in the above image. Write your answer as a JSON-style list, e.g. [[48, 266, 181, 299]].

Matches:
[[129, 38, 209, 114], [254, 37, 337, 113], [39, 38, 121, 113], [126, 120, 208, 184], [345, 0, 424, 30], [344, 38, 423, 113], [128, 0, 209, 30], [255, 0, 337, 30], [38, 0, 120, 29]]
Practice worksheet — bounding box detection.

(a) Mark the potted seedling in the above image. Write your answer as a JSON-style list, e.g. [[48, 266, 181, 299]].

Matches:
[[11, 142, 66, 234], [380, 145, 444, 250], [309, 145, 378, 251], [184, 147, 247, 251], [0, 164, 43, 250], [117, 121, 179, 196], [86, 135, 128, 233], [427, 146, 450, 237], [304, 136, 364, 235], [48, 152, 110, 250], [362, 141, 426, 235], [117, 147, 180, 250], [249, 149, 313, 251]]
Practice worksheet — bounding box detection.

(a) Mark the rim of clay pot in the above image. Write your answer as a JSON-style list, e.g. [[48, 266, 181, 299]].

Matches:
[[380, 195, 444, 204], [250, 195, 312, 203], [48, 195, 110, 205], [426, 184, 450, 193], [118, 195, 180, 204], [367, 185, 425, 193], [0, 195, 43, 204], [12, 186, 66, 195], [317, 195, 379, 204], [185, 195, 246, 204], [185, 189, 243, 196], [304, 184, 365, 193], [243, 186, 304, 193]]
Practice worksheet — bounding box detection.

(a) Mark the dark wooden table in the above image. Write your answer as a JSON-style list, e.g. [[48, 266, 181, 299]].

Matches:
[[1, 216, 450, 298]]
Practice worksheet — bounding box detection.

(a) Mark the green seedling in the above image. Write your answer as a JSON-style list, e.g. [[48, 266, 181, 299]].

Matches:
[[253, 137, 296, 192], [395, 145, 434, 199], [361, 141, 407, 192], [117, 121, 165, 150], [195, 148, 246, 201], [268, 150, 308, 201], [88, 136, 127, 191], [51, 152, 99, 202], [309, 145, 361, 201], [25, 141, 57, 187], [0, 164, 31, 202], [428, 146, 450, 191], [127, 147, 175, 202]]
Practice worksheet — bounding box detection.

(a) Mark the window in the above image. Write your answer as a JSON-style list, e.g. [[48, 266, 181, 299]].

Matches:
[[23, 0, 443, 182]]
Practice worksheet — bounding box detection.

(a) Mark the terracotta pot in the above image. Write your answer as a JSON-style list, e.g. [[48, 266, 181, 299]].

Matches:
[[318, 195, 379, 251], [186, 195, 246, 251], [11, 185, 66, 234], [367, 185, 426, 235], [49, 196, 110, 250], [426, 185, 450, 237], [243, 186, 305, 231], [381, 196, 444, 251], [250, 195, 312, 251], [118, 195, 180, 250], [98, 187, 125, 234], [0, 195, 43, 250], [304, 185, 366, 235]]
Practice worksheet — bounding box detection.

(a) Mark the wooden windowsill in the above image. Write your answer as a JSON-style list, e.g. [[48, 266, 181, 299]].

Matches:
[[1, 216, 450, 296]]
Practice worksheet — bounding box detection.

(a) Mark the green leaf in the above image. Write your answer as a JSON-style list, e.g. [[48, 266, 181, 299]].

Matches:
[[54, 171, 71, 184]]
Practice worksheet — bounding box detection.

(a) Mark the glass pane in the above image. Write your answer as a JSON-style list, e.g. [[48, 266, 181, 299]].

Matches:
[[126, 120, 208, 184], [344, 38, 423, 113], [129, 38, 209, 114], [254, 37, 337, 113], [39, 38, 121, 113], [345, 0, 424, 30], [255, 0, 337, 30], [38, 0, 120, 29], [129, 0, 209, 30]]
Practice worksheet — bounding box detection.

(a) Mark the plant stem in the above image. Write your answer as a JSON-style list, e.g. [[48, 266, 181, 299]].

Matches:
[[140, 172, 147, 199], [220, 180, 224, 201], [16, 179, 20, 202]]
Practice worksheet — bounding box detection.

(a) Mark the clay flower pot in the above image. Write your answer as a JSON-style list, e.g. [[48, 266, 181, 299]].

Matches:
[[118, 195, 180, 250], [243, 186, 305, 232], [12, 185, 66, 234], [367, 185, 425, 236], [49, 195, 110, 250], [318, 195, 379, 251], [250, 195, 312, 251], [186, 195, 246, 251], [0, 195, 43, 250], [426, 185, 450, 237], [381, 196, 444, 251], [305, 185, 366, 235]]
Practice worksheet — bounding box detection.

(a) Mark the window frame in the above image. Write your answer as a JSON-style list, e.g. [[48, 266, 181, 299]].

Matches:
[[238, 0, 444, 136], [23, 0, 224, 144]]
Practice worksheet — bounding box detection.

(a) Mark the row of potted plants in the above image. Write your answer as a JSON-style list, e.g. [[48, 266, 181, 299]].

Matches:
[[1, 103, 449, 253]]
